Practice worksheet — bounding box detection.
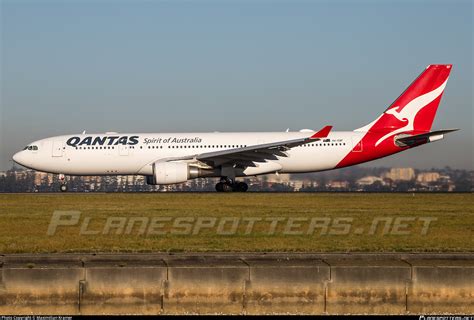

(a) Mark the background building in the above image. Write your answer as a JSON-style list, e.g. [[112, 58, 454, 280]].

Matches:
[[384, 168, 416, 181]]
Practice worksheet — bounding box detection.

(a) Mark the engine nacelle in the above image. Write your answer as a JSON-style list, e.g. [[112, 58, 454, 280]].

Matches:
[[146, 162, 215, 185], [154, 162, 188, 184]]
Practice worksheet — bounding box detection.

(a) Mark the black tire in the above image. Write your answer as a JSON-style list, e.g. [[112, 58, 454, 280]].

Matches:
[[222, 183, 233, 192], [233, 182, 248, 192], [238, 182, 248, 192], [60, 184, 68, 192], [215, 182, 224, 192]]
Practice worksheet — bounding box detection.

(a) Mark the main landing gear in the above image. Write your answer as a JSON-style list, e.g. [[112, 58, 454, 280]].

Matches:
[[59, 174, 68, 192], [215, 178, 248, 192]]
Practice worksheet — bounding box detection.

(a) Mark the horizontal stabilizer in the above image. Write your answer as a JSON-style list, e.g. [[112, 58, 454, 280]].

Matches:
[[395, 129, 459, 147]]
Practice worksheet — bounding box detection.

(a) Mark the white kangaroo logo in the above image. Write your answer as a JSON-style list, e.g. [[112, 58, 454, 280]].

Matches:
[[375, 78, 448, 146]]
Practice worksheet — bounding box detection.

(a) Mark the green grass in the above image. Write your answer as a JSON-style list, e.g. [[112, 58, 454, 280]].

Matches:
[[0, 193, 473, 253]]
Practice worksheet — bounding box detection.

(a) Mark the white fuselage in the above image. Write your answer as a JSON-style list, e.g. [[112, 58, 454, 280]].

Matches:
[[13, 131, 363, 177]]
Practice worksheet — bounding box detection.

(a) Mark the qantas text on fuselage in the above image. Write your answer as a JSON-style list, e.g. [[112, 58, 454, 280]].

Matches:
[[13, 65, 458, 192]]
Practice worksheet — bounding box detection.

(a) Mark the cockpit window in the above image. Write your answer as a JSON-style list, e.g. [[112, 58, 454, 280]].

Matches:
[[25, 145, 38, 151]]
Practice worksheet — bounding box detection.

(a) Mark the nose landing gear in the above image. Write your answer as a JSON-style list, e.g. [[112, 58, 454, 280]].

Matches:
[[59, 174, 68, 192]]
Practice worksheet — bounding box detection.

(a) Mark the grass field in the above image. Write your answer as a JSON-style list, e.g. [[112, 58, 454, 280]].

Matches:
[[0, 193, 473, 253]]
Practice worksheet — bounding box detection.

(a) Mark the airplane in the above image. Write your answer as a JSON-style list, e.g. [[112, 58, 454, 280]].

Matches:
[[13, 64, 458, 192]]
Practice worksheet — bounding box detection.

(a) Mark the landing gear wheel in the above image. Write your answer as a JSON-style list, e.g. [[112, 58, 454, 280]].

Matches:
[[216, 181, 248, 192], [60, 184, 68, 192], [215, 181, 235, 192], [215, 182, 224, 192], [222, 183, 233, 192], [234, 182, 248, 192]]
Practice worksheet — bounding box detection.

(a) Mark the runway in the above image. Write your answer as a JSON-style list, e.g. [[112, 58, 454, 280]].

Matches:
[[1, 252, 473, 314]]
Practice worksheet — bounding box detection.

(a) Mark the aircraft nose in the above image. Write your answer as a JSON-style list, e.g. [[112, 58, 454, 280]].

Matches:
[[13, 151, 27, 166]]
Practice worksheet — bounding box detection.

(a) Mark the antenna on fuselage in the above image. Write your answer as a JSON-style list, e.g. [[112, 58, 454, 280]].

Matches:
[[82, 130, 86, 134]]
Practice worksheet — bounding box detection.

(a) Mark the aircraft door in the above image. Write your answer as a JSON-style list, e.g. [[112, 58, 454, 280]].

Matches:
[[52, 141, 63, 157]]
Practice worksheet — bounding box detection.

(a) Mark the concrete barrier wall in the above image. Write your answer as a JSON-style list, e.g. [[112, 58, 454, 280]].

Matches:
[[325, 259, 411, 314], [165, 256, 248, 314], [79, 257, 167, 314], [0, 253, 472, 315], [244, 257, 329, 314], [0, 256, 83, 314], [406, 259, 474, 314]]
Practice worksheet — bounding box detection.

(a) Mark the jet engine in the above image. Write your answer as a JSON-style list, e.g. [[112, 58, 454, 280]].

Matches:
[[146, 162, 214, 185]]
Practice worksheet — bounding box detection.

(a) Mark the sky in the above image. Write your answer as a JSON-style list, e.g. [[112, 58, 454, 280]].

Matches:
[[0, 0, 472, 170]]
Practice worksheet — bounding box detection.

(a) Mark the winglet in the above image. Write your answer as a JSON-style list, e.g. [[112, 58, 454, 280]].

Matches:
[[310, 125, 333, 139]]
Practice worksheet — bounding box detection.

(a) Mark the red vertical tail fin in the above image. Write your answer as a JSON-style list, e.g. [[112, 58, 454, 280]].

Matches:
[[356, 65, 452, 146]]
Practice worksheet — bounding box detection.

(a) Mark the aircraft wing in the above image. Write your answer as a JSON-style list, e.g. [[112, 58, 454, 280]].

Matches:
[[158, 126, 332, 169]]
